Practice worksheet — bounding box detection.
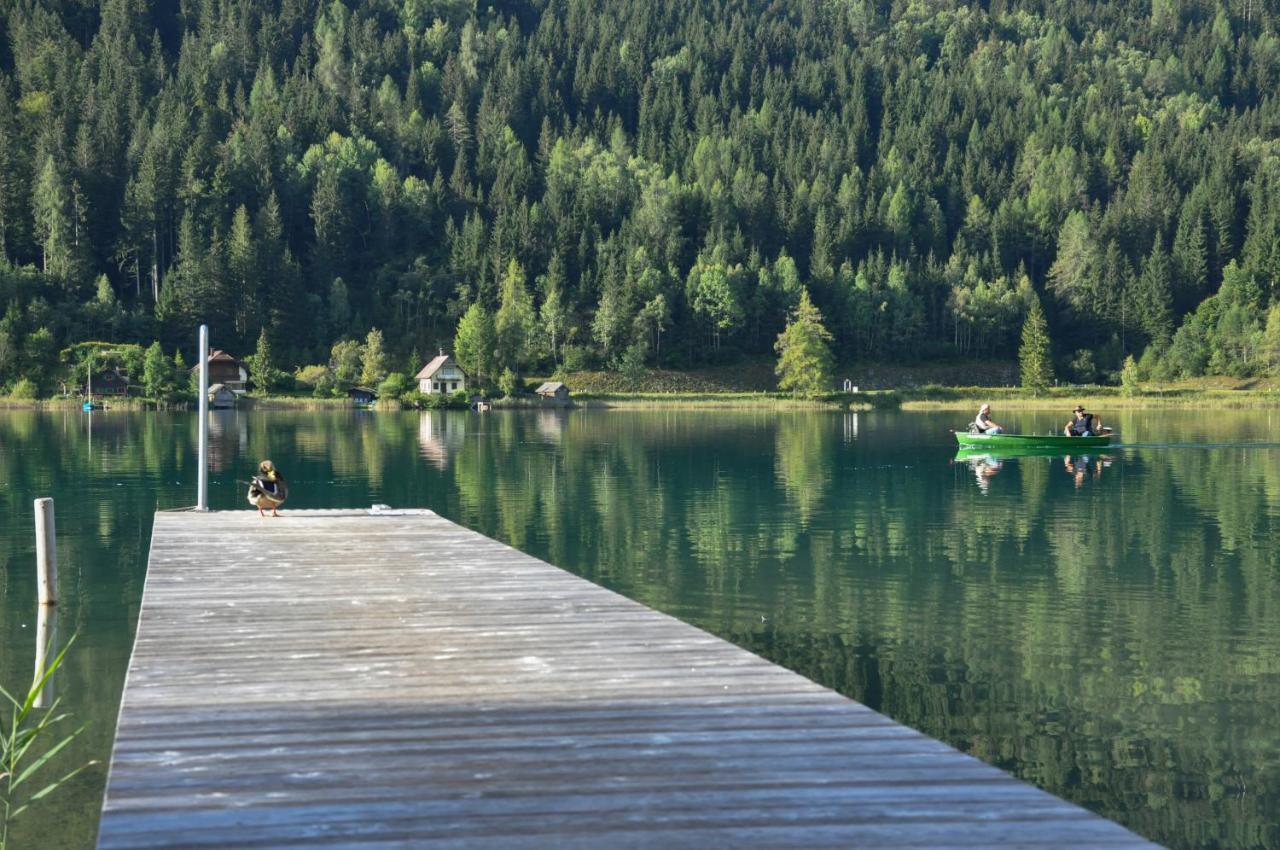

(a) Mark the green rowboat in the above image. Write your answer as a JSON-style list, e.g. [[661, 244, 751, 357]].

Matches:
[[955, 432, 1112, 450]]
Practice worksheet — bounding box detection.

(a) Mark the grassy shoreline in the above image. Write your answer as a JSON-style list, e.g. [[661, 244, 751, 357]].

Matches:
[[569, 393, 876, 410], [895, 385, 1280, 410], [5, 385, 1280, 411], [0, 397, 153, 410]]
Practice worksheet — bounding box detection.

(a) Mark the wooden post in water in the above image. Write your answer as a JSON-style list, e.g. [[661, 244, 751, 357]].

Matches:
[[32, 600, 58, 708], [197, 324, 209, 512], [35, 497, 57, 605]]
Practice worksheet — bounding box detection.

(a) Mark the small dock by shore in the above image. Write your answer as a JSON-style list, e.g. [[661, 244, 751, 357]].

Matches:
[[96, 509, 1157, 849]]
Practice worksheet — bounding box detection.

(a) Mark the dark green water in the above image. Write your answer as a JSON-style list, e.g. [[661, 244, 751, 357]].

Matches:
[[2, 407, 1280, 849]]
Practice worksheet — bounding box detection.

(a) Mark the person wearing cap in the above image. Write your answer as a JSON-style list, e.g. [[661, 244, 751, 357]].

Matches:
[[1064, 405, 1102, 437], [973, 403, 1003, 434]]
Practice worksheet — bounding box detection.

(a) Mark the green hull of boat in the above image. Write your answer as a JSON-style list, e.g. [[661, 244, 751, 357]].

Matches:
[[955, 432, 1112, 451]]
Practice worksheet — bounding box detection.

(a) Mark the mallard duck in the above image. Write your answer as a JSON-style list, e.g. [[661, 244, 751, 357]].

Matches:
[[247, 460, 288, 517]]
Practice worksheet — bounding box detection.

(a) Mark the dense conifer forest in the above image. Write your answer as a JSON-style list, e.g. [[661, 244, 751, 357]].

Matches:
[[1, 0, 1280, 394]]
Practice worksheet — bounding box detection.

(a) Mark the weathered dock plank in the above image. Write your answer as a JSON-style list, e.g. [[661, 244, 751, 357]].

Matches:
[[96, 510, 1158, 849]]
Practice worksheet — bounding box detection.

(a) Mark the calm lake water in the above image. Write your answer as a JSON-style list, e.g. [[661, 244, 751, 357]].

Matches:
[[2, 407, 1280, 849]]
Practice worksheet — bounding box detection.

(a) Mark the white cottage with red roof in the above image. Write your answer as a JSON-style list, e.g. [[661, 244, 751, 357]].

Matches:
[[416, 352, 468, 395]]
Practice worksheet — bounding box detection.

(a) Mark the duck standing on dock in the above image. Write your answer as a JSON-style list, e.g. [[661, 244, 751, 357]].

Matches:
[[247, 460, 288, 517]]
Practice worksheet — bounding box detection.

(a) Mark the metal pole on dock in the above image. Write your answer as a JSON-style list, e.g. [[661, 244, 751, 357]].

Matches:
[[197, 324, 209, 511], [34, 497, 57, 605]]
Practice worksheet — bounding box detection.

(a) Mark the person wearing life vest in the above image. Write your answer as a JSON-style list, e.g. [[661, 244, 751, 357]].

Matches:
[[973, 403, 1003, 434], [1064, 405, 1102, 437]]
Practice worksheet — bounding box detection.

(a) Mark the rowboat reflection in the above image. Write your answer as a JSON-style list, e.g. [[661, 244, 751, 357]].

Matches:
[[955, 448, 1115, 493]]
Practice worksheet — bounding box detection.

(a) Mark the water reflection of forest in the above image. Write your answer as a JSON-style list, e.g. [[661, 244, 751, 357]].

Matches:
[[2, 409, 1279, 850], [435, 411, 1280, 850]]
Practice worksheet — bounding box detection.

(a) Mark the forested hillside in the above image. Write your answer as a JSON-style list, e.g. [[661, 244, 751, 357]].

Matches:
[[2, 0, 1280, 394]]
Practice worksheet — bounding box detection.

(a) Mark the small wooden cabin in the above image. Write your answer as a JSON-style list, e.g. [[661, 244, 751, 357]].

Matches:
[[348, 386, 377, 407], [535, 381, 571, 405], [416, 353, 468, 395], [207, 383, 238, 409], [86, 368, 131, 397]]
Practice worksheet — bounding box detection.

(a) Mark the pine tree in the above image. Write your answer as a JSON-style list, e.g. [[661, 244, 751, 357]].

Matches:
[[0, 302, 20, 385], [227, 204, 259, 349], [454, 302, 495, 387], [156, 211, 203, 340], [328, 278, 351, 337], [1019, 297, 1054, 394], [22, 327, 56, 393], [0, 83, 25, 265], [246, 330, 279, 393], [774, 289, 834, 397], [1138, 235, 1174, 349], [495, 260, 534, 373], [1047, 211, 1099, 316], [1172, 194, 1209, 307], [32, 156, 74, 278], [311, 167, 349, 275]]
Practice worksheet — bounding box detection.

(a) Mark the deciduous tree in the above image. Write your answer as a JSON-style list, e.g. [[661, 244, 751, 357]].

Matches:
[[360, 327, 388, 386]]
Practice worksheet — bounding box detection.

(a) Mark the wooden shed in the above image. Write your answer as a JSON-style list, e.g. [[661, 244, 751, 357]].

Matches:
[[207, 383, 238, 409], [86, 368, 131, 397], [535, 381, 570, 402]]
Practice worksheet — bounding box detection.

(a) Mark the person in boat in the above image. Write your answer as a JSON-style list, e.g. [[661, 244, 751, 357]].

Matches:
[[972, 403, 1004, 434], [1063, 405, 1103, 437]]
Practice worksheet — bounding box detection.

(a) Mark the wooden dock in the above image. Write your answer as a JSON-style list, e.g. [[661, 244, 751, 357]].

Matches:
[[97, 510, 1157, 849]]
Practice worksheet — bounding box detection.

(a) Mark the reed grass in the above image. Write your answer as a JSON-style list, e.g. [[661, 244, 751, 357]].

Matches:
[[0, 636, 96, 850]]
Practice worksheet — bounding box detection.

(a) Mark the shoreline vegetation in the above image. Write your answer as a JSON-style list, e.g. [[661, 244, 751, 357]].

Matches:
[[7, 383, 1278, 412], [5, 358, 1276, 411]]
